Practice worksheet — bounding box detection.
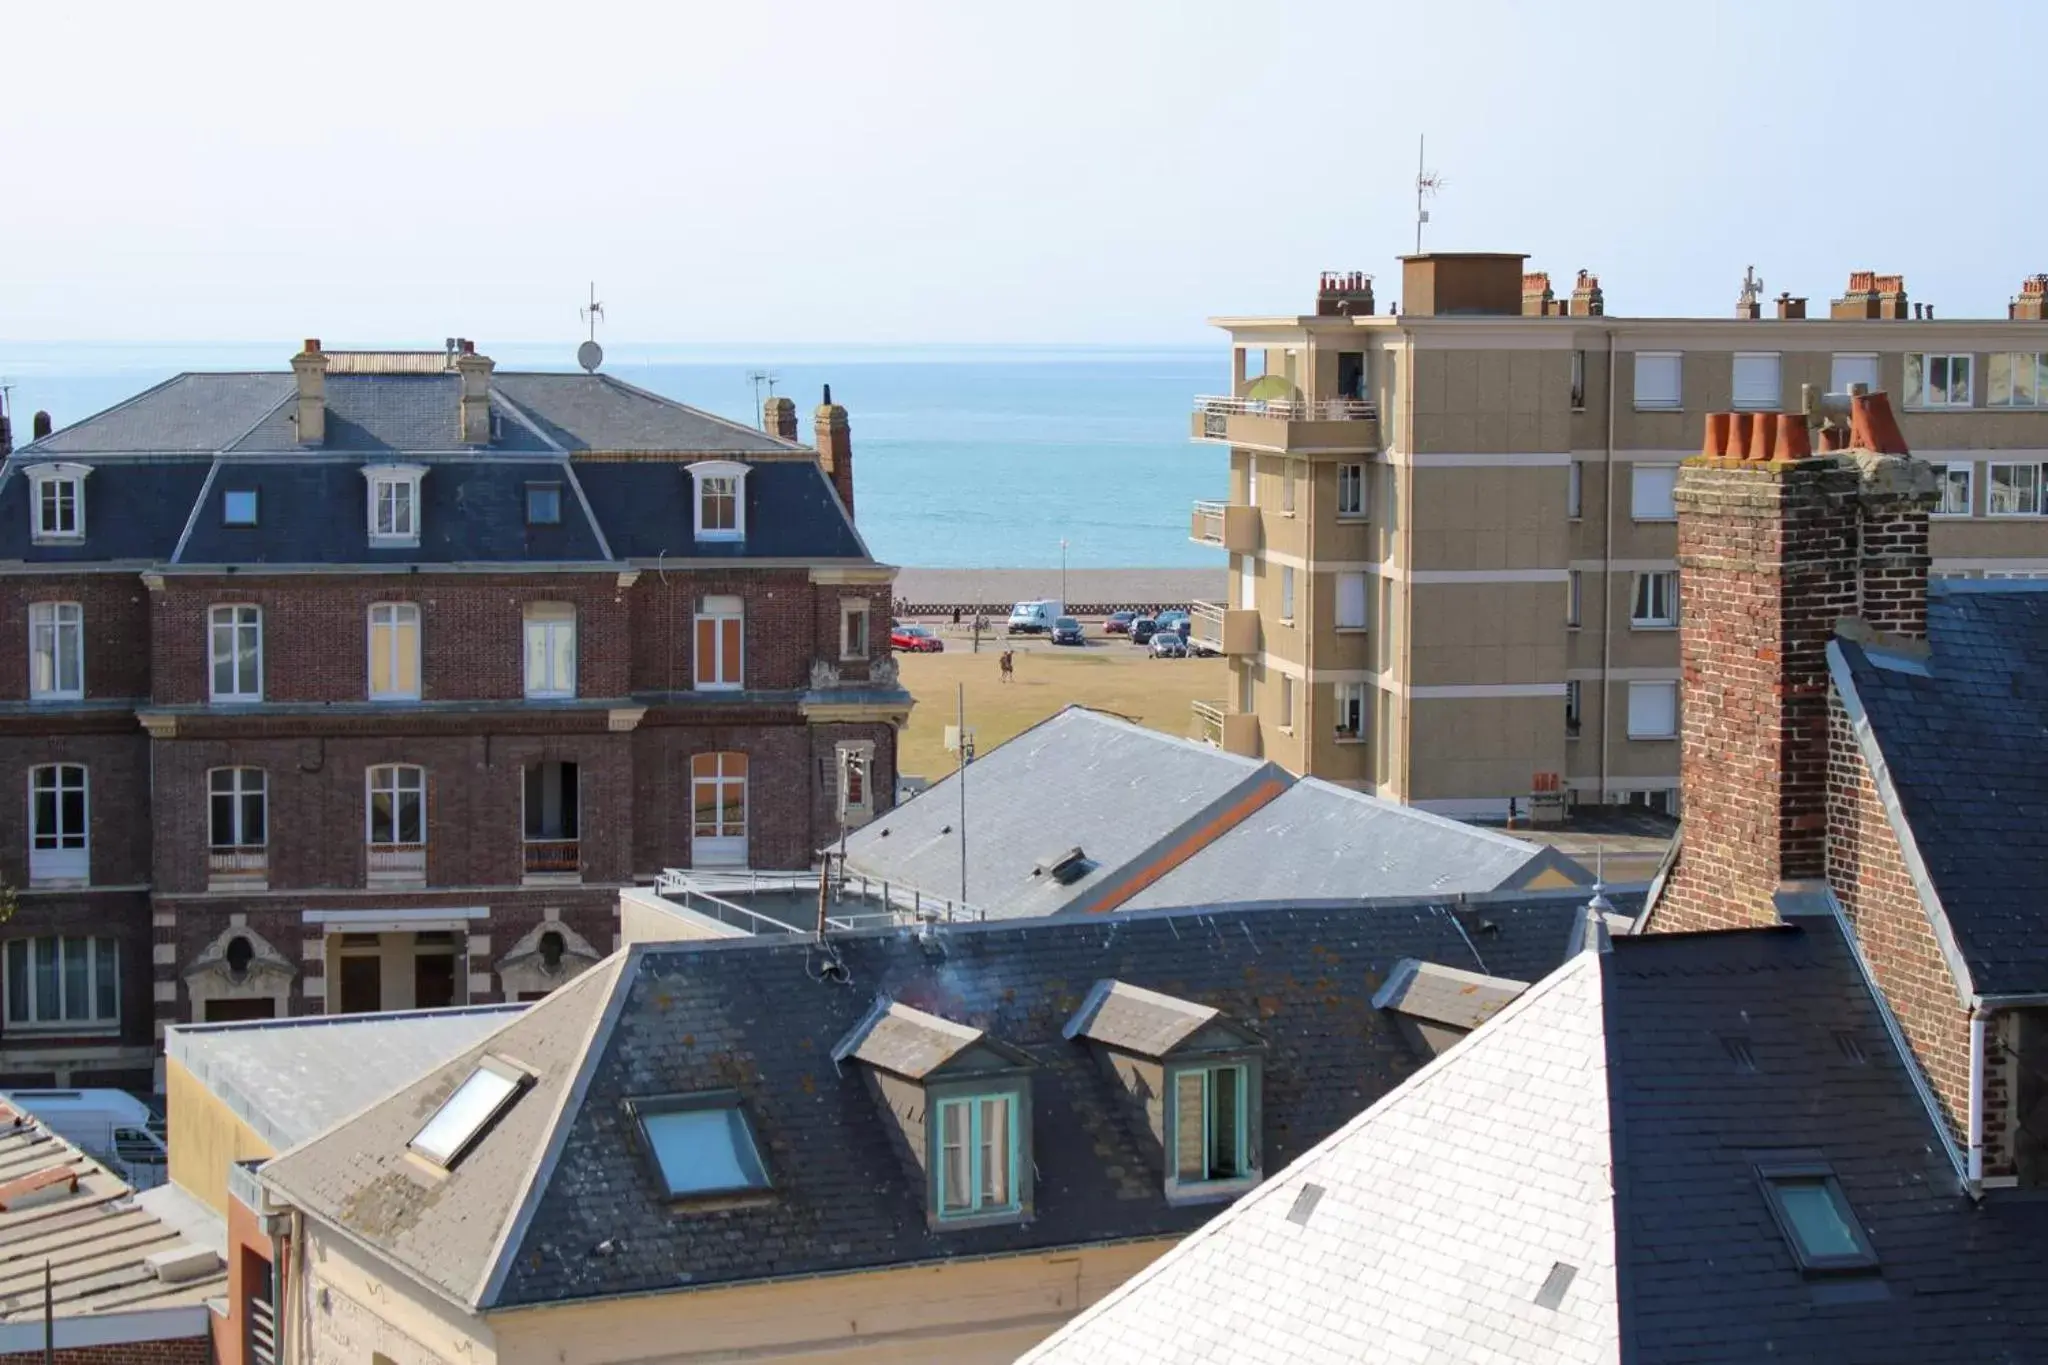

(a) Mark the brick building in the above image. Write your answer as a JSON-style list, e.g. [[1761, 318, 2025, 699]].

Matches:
[[1651, 388, 2048, 1189], [0, 342, 908, 1087]]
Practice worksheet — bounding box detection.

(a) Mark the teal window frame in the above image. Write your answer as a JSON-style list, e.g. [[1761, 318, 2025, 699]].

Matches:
[[1170, 1060, 1255, 1187], [933, 1092, 1020, 1221]]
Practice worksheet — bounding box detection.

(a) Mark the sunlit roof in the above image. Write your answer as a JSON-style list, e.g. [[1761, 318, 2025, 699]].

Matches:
[[411, 1062, 524, 1168]]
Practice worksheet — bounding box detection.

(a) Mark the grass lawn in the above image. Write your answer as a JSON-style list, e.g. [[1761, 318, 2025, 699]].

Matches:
[[896, 641, 1228, 780]]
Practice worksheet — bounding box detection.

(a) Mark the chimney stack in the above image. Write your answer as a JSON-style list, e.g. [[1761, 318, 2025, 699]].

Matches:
[[815, 384, 855, 520], [1775, 292, 1807, 320], [1653, 389, 1936, 933], [763, 396, 798, 441], [1569, 270, 1604, 317], [2009, 274, 2048, 321], [1314, 271, 1376, 317], [1521, 271, 1554, 317], [455, 340, 494, 446], [291, 339, 327, 447], [31, 411, 51, 443], [1875, 274, 1909, 320], [1830, 270, 1910, 320]]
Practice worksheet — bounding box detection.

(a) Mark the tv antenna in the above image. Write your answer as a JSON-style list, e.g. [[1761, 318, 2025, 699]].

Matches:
[[1414, 135, 1446, 254], [1739, 264, 1765, 310], [576, 282, 605, 373], [747, 370, 782, 424]]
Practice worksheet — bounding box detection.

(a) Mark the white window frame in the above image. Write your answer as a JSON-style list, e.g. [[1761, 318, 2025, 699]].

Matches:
[[365, 764, 426, 847], [1335, 572, 1368, 631], [367, 602, 423, 700], [1567, 461, 1583, 520], [1732, 352, 1782, 410], [362, 464, 426, 547], [1566, 570, 1582, 629], [27, 464, 90, 544], [1934, 463, 1974, 518], [1630, 571, 1679, 628], [1279, 567, 1295, 623], [1988, 462, 2043, 517], [1566, 680, 1582, 738], [691, 751, 749, 866], [209, 604, 263, 702], [28, 763, 88, 885], [695, 595, 744, 692], [689, 460, 750, 542], [1633, 352, 1682, 411], [1905, 353, 1973, 409], [1988, 353, 2048, 409], [1333, 682, 1367, 742], [1280, 461, 1296, 515], [835, 740, 875, 823], [208, 767, 267, 850], [522, 602, 577, 700], [1245, 453, 1258, 508], [1278, 674, 1295, 732], [840, 599, 870, 662], [1631, 464, 1679, 522], [29, 602, 83, 701], [3, 935, 119, 1031], [1626, 681, 1679, 740], [1830, 353, 1880, 396], [1336, 463, 1367, 520]]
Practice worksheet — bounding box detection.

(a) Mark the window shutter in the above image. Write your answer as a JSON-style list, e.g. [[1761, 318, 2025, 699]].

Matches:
[[1633, 353, 1682, 408], [1631, 466, 1679, 520], [1830, 354, 1880, 394], [1732, 354, 1781, 409], [1628, 682, 1678, 738], [1336, 573, 1368, 628]]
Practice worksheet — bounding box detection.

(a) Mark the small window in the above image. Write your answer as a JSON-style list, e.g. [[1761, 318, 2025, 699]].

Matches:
[[1567, 461, 1583, 519], [936, 1093, 1018, 1219], [1280, 567, 1295, 622], [1566, 570, 1582, 628], [694, 595, 744, 690], [1336, 463, 1367, 519], [1988, 353, 2048, 408], [1566, 680, 1582, 738], [367, 603, 422, 700], [525, 483, 562, 525], [1335, 572, 1368, 630], [636, 1097, 771, 1198], [1627, 681, 1678, 740], [1631, 571, 1679, 627], [1935, 463, 1973, 517], [836, 743, 873, 821], [4, 936, 118, 1029], [522, 603, 576, 699], [1631, 464, 1679, 521], [1244, 453, 1257, 508], [1905, 353, 1973, 408], [1172, 1063, 1252, 1186], [1757, 1163, 1878, 1273], [840, 600, 870, 661], [1279, 674, 1295, 730], [1569, 350, 1587, 410], [1732, 353, 1782, 410], [1830, 353, 1880, 395], [210, 605, 263, 701], [1333, 682, 1366, 740], [1280, 461, 1296, 515], [1633, 352, 1682, 411], [28, 763, 88, 885], [366, 764, 426, 848], [29, 602, 83, 701], [208, 768, 267, 849], [222, 490, 259, 526], [1989, 463, 2042, 517], [690, 461, 750, 541], [410, 1061, 526, 1168], [28, 466, 89, 543], [363, 466, 425, 545]]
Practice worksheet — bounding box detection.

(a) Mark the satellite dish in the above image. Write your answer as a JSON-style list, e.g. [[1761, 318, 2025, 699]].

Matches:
[[577, 340, 604, 373]]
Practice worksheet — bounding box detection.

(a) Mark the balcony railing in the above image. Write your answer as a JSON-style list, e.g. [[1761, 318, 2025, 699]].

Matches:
[[523, 839, 581, 876], [208, 848, 268, 881], [1189, 499, 1259, 553], [1194, 393, 1377, 430], [1190, 699, 1259, 756], [366, 842, 426, 880], [1192, 699, 1227, 746], [1190, 600, 1260, 657]]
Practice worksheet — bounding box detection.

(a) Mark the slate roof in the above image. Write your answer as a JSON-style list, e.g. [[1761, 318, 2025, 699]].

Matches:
[[165, 1004, 524, 1151], [1832, 582, 2048, 997], [2, 363, 867, 568], [841, 707, 1577, 920], [258, 890, 1619, 1312], [1026, 916, 2048, 1365]]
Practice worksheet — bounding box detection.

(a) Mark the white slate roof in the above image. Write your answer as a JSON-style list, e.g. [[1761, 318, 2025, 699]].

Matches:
[[1019, 948, 1619, 1365]]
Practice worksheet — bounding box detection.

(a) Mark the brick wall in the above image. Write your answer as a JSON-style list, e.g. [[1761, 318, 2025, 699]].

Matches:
[[0, 1338, 210, 1365], [628, 570, 820, 694], [0, 732, 154, 887], [0, 574, 153, 702]]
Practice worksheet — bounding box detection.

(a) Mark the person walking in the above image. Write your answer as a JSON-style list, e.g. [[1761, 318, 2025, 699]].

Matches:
[[999, 649, 1015, 683]]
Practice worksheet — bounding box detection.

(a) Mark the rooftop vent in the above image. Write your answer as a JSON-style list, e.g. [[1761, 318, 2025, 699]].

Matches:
[[1535, 1261, 1578, 1310], [1034, 846, 1093, 885], [0, 1164, 80, 1212], [1286, 1182, 1324, 1226], [146, 1245, 224, 1285]]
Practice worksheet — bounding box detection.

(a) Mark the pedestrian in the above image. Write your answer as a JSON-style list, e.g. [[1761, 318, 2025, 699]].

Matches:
[[999, 649, 1014, 683]]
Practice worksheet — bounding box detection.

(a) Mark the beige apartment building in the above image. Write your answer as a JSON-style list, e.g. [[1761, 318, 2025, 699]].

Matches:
[[1190, 256, 2048, 817]]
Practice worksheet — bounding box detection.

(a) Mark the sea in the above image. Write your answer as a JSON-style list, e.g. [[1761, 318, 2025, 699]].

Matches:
[[0, 342, 1230, 570]]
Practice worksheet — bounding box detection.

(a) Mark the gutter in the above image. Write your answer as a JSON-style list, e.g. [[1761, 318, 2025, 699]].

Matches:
[[1968, 1008, 1986, 1192], [1599, 330, 1616, 803]]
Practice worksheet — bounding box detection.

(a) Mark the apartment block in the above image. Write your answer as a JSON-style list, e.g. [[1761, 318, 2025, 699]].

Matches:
[[1191, 258, 2048, 817], [0, 342, 908, 1087]]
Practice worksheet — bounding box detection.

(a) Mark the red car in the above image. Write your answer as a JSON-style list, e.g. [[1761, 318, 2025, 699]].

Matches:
[[890, 624, 944, 653]]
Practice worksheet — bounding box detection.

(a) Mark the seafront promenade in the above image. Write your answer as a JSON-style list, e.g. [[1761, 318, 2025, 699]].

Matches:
[[892, 566, 1222, 615]]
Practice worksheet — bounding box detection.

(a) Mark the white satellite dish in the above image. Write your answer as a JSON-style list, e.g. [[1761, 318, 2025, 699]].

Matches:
[[577, 340, 603, 373]]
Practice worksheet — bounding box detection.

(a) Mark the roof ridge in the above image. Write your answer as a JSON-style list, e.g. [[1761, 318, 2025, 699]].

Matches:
[[14, 372, 199, 454], [590, 373, 810, 452]]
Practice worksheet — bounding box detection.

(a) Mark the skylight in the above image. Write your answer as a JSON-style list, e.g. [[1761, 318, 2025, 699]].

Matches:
[[223, 490, 259, 526], [635, 1096, 769, 1198], [1758, 1163, 1878, 1272], [410, 1061, 525, 1168]]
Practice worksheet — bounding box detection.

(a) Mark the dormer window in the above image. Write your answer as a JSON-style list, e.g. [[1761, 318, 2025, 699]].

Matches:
[[28, 464, 90, 543], [833, 998, 1035, 1229], [688, 461, 750, 542], [363, 465, 426, 547], [1065, 979, 1266, 1202]]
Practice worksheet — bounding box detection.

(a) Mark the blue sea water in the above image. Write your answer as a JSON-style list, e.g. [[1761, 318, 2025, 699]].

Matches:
[[0, 342, 1230, 569]]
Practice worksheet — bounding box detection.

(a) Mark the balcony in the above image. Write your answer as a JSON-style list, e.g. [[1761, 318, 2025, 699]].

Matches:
[[1192, 701, 1260, 757], [1190, 600, 1260, 657], [208, 847, 268, 888], [1191, 395, 1378, 453], [366, 842, 426, 885], [1190, 499, 1259, 553], [523, 838, 581, 883]]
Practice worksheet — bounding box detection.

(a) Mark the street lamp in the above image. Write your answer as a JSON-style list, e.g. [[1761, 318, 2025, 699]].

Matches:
[[1059, 538, 1068, 608]]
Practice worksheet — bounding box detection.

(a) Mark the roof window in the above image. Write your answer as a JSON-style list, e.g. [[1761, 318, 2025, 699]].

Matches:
[[362, 464, 427, 548], [526, 483, 562, 526], [628, 1092, 770, 1199], [1757, 1162, 1878, 1273], [27, 464, 90, 544], [688, 460, 750, 542], [223, 490, 259, 526], [410, 1058, 527, 1169]]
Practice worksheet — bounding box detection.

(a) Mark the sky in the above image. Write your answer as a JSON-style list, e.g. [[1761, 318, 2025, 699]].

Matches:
[[0, 0, 2037, 345]]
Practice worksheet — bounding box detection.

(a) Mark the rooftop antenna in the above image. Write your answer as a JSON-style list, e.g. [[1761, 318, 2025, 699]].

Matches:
[[1414, 134, 1445, 255], [577, 282, 605, 373], [1739, 264, 1765, 311], [746, 370, 781, 426]]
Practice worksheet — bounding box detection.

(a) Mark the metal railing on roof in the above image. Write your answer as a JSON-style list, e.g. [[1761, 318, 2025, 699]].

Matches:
[[1193, 394, 1377, 421], [652, 868, 984, 934]]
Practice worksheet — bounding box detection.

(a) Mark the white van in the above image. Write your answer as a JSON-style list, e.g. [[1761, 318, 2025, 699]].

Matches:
[[1007, 599, 1064, 635], [3, 1088, 168, 1187]]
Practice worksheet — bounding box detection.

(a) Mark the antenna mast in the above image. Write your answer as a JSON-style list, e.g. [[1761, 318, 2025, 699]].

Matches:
[[576, 283, 606, 373], [746, 370, 782, 426], [1414, 135, 1445, 254]]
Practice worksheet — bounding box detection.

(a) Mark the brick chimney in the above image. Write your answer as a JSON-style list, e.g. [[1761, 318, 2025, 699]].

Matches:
[[1654, 391, 1937, 933], [1569, 270, 1604, 317], [763, 396, 798, 440], [1875, 274, 1909, 320], [1775, 292, 1807, 320], [815, 384, 854, 520], [1521, 272, 1554, 317], [455, 339, 494, 446], [1830, 270, 1909, 320], [1314, 271, 1376, 317], [291, 339, 327, 446], [31, 411, 51, 443], [2010, 274, 2048, 321]]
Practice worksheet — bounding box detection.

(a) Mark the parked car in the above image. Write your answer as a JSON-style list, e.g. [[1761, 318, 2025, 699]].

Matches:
[[1150, 631, 1189, 658], [890, 624, 944, 653], [1154, 609, 1190, 633], [1104, 610, 1137, 635], [1051, 617, 1085, 646], [1129, 616, 1158, 644], [1007, 599, 1064, 634]]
